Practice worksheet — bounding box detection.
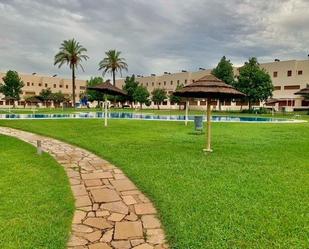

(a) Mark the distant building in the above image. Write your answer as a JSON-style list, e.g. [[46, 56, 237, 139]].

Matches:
[[0, 72, 86, 107], [116, 59, 309, 111]]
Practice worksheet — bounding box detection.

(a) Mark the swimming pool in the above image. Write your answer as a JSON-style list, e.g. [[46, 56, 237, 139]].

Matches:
[[0, 112, 304, 123]]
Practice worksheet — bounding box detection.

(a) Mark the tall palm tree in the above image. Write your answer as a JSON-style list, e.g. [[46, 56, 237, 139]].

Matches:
[[54, 39, 89, 107], [98, 50, 128, 86]]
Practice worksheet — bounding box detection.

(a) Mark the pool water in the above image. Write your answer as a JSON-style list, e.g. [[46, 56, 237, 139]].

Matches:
[[0, 112, 302, 123]]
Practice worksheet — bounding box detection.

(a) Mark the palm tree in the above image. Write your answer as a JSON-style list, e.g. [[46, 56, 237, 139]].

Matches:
[[98, 50, 128, 86], [54, 39, 89, 107]]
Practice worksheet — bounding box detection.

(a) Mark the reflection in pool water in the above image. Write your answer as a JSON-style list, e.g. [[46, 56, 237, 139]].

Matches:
[[0, 112, 301, 123]]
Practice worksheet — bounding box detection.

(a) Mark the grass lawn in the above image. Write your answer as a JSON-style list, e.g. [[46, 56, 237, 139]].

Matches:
[[0, 118, 308, 248], [0, 135, 74, 249]]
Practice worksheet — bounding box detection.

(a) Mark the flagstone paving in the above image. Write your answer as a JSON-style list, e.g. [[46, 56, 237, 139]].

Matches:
[[0, 127, 168, 249]]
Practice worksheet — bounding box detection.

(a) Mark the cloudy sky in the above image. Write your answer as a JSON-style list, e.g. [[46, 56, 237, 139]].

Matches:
[[0, 0, 309, 80]]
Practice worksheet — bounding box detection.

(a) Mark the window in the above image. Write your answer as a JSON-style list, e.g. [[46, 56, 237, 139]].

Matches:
[[177, 80, 180, 84], [158, 82, 161, 86], [38, 83, 42, 87], [171, 81, 173, 85], [274, 86, 281, 90], [66, 85, 68, 89], [59, 85, 63, 88], [164, 81, 166, 86], [298, 70, 303, 75], [152, 82, 154, 86], [31, 82, 34, 86], [27, 82, 30, 86], [192, 80, 195, 83], [284, 85, 300, 90], [53, 84, 56, 88], [45, 83, 48, 87], [146, 82, 148, 86], [184, 79, 187, 84], [273, 71, 278, 77], [287, 70, 292, 77]]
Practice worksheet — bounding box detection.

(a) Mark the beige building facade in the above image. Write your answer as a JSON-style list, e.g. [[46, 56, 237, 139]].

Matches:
[[0, 72, 86, 107], [116, 59, 309, 111]]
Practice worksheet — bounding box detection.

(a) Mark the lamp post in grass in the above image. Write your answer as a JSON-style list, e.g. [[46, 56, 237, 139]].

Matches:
[[87, 80, 127, 127], [173, 74, 245, 153]]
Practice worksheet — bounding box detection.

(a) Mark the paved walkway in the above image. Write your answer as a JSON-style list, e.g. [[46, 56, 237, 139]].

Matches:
[[0, 127, 168, 249]]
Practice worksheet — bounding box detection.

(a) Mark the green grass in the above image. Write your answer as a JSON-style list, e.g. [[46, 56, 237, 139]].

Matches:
[[0, 119, 308, 248], [0, 135, 74, 249]]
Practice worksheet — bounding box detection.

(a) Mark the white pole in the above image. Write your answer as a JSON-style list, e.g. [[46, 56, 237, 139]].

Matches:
[[104, 97, 108, 127], [185, 100, 189, 126]]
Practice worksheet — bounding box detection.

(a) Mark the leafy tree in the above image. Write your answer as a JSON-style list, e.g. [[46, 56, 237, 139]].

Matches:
[[98, 50, 128, 86], [212, 56, 235, 111], [86, 77, 104, 102], [170, 83, 184, 108], [151, 88, 167, 110], [122, 75, 139, 107], [51, 91, 68, 106], [0, 70, 24, 102], [234, 57, 273, 110], [133, 85, 150, 109], [38, 88, 53, 106], [211, 56, 235, 85], [54, 38, 89, 107]]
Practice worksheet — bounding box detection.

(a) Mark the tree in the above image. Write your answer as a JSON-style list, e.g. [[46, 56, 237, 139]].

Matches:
[[38, 88, 53, 106], [51, 91, 68, 106], [98, 50, 128, 86], [54, 39, 89, 107], [133, 85, 149, 109], [151, 88, 167, 110], [86, 77, 104, 102], [170, 83, 184, 109], [122, 75, 139, 107], [212, 56, 235, 111], [0, 70, 24, 103], [234, 57, 273, 110], [211, 56, 235, 85]]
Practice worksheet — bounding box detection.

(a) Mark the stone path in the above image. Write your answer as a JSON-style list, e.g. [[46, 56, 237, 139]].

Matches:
[[0, 127, 168, 249]]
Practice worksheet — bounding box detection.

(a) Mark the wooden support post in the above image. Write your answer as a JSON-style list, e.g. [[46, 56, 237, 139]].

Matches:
[[203, 97, 213, 153], [185, 100, 189, 126]]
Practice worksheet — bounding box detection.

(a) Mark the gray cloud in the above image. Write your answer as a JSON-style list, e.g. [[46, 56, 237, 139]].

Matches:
[[0, 0, 308, 80]]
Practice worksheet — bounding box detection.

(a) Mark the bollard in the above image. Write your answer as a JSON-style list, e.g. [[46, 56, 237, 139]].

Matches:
[[37, 140, 42, 155]]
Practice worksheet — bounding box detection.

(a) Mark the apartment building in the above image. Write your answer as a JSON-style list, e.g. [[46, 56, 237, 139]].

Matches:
[[115, 59, 309, 111], [0, 72, 87, 107]]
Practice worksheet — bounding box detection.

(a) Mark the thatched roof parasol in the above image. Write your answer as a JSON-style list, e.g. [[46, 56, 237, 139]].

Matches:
[[173, 74, 245, 153], [174, 74, 245, 99], [87, 80, 127, 127], [2, 96, 17, 101], [295, 87, 309, 96], [87, 80, 127, 96], [25, 96, 41, 103], [265, 98, 279, 104]]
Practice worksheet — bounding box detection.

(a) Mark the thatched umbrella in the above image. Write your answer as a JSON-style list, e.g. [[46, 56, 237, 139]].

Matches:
[[87, 80, 127, 126], [173, 74, 245, 152], [295, 86, 309, 96], [25, 96, 41, 105]]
